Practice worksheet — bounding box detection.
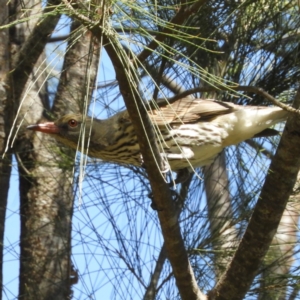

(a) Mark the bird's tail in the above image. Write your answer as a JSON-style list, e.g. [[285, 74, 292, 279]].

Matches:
[[222, 107, 288, 146]]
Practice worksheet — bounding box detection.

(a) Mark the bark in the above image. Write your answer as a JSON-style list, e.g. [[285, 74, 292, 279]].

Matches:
[[52, 22, 100, 116], [143, 175, 193, 300], [5, 0, 73, 296], [18, 130, 74, 300], [204, 153, 238, 279], [15, 45, 74, 300], [8, 0, 61, 110], [259, 171, 300, 300]]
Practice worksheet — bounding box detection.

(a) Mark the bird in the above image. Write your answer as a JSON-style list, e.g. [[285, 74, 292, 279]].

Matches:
[[27, 97, 288, 171]]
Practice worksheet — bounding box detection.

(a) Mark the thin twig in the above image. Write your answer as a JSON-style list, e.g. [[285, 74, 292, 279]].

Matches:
[[155, 86, 299, 115], [136, 0, 208, 63]]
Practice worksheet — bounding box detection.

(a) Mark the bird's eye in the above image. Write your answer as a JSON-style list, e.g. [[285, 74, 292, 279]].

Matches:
[[68, 119, 78, 128]]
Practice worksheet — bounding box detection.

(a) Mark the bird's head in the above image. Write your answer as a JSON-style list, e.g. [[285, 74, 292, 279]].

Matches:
[[27, 114, 95, 150]]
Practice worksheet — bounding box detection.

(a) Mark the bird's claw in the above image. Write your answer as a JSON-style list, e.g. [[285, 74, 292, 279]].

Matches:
[[148, 187, 179, 210], [148, 192, 163, 211]]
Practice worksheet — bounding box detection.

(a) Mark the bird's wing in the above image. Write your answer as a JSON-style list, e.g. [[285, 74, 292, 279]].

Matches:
[[148, 98, 237, 125]]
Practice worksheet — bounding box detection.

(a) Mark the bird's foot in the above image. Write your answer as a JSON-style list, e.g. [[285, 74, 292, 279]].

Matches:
[[148, 169, 191, 210], [169, 168, 191, 187], [147, 192, 163, 211], [148, 188, 179, 210]]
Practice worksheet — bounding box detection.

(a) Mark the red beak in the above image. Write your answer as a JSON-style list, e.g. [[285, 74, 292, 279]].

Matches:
[[27, 122, 60, 134]]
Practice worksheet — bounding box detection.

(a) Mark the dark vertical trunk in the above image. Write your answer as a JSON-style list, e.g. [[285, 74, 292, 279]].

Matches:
[[0, 2, 12, 298]]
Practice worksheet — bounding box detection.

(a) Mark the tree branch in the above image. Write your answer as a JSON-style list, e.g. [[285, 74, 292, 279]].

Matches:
[[10, 0, 61, 105], [59, 1, 206, 298], [102, 35, 206, 300], [136, 0, 208, 63], [211, 87, 300, 299], [159, 86, 298, 114]]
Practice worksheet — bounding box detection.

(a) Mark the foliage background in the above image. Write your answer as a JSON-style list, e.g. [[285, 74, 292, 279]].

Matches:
[[1, 0, 300, 299]]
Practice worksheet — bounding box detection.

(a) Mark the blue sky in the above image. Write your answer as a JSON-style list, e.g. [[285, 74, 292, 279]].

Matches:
[[3, 157, 20, 300]]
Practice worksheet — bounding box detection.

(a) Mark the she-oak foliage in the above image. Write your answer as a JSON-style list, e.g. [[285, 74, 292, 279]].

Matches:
[[0, 0, 300, 299]]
